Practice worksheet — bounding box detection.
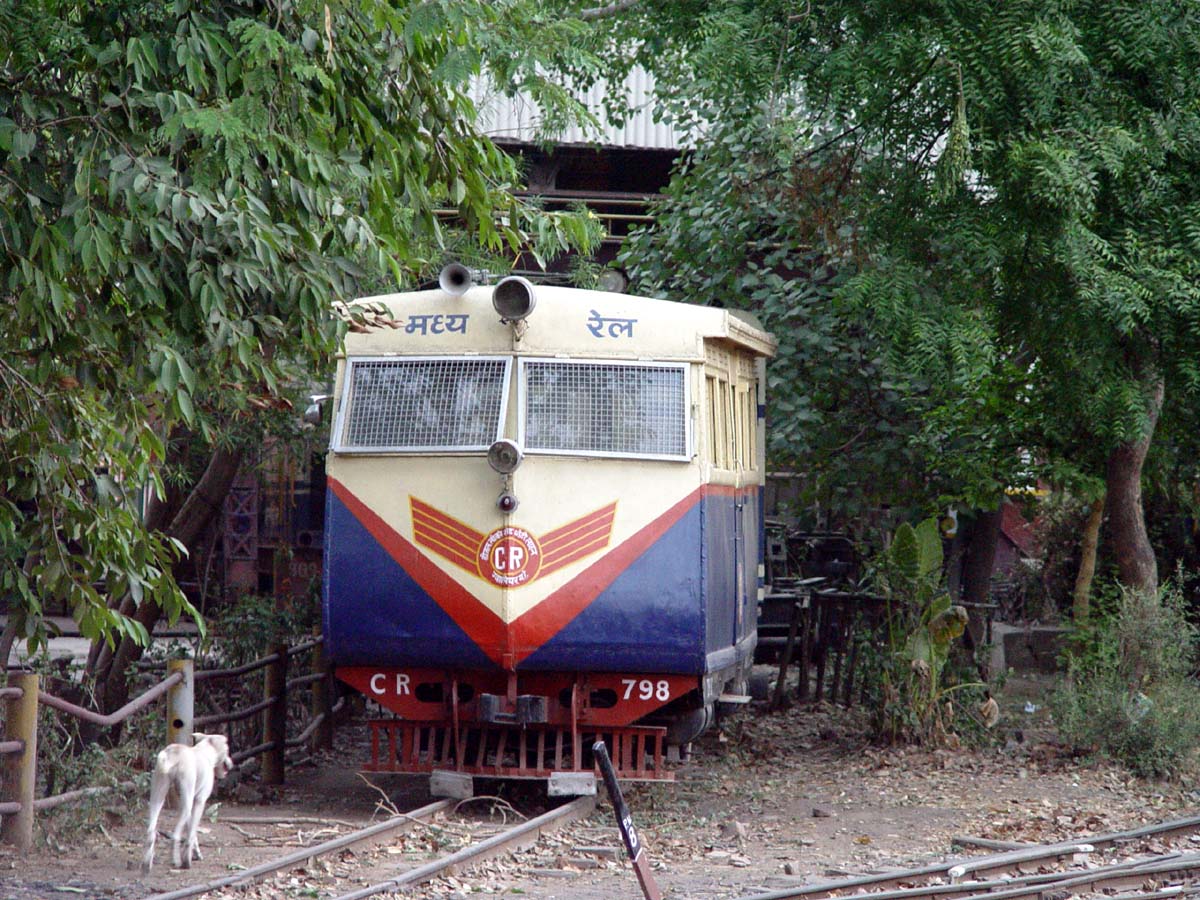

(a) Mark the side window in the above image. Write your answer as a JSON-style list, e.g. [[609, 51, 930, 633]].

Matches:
[[738, 385, 754, 470], [725, 381, 737, 467], [706, 374, 732, 469], [729, 386, 739, 472], [746, 387, 757, 467], [706, 375, 719, 463]]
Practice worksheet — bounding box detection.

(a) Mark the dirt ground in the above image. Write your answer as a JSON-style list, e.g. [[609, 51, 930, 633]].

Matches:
[[2, 673, 1196, 900]]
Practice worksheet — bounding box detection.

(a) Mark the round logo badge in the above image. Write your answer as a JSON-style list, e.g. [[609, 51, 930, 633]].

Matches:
[[477, 526, 542, 587]]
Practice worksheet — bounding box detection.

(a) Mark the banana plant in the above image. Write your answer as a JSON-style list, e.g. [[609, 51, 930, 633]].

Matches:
[[874, 517, 974, 743]]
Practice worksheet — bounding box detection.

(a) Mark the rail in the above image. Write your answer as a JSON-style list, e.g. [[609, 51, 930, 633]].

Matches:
[[141, 799, 454, 900], [1, 630, 337, 849], [732, 813, 1200, 900], [37, 671, 182, 727], [193, 653, 281, 681], [331, 795, 598, 900]]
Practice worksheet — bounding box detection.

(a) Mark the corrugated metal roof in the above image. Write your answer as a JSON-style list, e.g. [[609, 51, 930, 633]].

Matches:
[[470, 67, 693, 151]]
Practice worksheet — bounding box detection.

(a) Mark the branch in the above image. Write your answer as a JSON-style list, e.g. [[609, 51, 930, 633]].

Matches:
[[580, 0, 643, 20], [746, 52, 947, 190]]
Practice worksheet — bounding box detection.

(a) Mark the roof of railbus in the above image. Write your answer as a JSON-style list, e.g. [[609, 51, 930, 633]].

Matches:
[[339, 283, 778, 360]]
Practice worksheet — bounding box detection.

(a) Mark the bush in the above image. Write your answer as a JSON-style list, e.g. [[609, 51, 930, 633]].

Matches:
[[861, 517, 986, 746], [1051, 582, 1200, 778], [203, 589, 317, 668]]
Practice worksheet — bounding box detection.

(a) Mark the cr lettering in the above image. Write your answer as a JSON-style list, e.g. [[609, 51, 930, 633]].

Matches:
[[369, 672, 411, 695], [493, 545, 525, 571]]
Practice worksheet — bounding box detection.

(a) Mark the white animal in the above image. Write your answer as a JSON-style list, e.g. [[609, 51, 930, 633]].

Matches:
[[141, 732, 234, 872]]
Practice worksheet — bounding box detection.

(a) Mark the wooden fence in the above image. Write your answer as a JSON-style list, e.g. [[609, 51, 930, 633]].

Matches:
[[0, 634, 338, 850]]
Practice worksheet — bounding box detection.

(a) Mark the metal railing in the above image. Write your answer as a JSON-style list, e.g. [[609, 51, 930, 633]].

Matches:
[[0, 631, 337, 850]]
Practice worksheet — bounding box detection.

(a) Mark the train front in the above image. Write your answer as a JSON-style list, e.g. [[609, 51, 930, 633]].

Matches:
[[322, 272, 771, 794]]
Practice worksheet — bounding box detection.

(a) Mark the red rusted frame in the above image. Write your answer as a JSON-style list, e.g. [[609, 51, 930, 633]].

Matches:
[[364, 719, 673, 782]]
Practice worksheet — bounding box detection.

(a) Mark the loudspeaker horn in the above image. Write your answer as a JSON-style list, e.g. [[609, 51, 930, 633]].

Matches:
[[438, 263, 473, 296]]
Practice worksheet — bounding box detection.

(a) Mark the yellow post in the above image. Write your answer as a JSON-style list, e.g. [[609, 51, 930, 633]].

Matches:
[[167, 658, 194, 745], [1, 673, 39, 850]]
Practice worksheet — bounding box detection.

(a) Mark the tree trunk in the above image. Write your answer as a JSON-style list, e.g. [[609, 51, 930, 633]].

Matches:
[[0, 617, 16, 672], [957, 507, 1003, 678], [1071, 494, 1105, 624], [1104, 377, 1164, 598], [960, 508, 1002, 611], [92, 446, 243, 714]]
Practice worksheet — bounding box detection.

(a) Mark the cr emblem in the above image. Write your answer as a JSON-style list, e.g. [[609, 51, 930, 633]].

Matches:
[[477, 526, 542, 586]]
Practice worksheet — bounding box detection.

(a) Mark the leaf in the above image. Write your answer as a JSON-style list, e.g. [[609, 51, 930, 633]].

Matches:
[[176, 389, 195, 424], [913, 518, 943, 579], [11, 129, 35, 159], [159, 354, 179, 393], [890, 522, 920, 581], [903, 629, 932, 663], [928, 604, 968, 647]]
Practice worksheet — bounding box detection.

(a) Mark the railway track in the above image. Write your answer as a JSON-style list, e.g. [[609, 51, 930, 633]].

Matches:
[[138, 792, 1200, 900], [141, 794, 599, 900], [735, 813, 1200, 900]]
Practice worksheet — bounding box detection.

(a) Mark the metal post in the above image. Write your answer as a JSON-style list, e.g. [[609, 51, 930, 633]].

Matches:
[[167, 658, 194, 745], [771, 597, 805, 710], [310, 626, 332, 751], [1, 673, 38, 850], [261, 642, 288, 785], [593, 740, 663, 900]]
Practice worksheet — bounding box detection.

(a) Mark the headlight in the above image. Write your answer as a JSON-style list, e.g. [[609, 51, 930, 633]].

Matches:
[[487, 439, 524, 474]]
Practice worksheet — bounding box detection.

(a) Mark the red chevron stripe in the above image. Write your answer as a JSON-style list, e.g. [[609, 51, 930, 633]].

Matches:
[[411, 498, 485, 573], [412, 518, 478, 560], [541, 503, 616, 548], [412, 534, 477, 572], [542, 520, 612, 566], [544, 514, 611, 546], [540, 537, 610, 578], [411, 498, 484, 547], [412, 512, 481, 555], [412, 518, 480, 568]]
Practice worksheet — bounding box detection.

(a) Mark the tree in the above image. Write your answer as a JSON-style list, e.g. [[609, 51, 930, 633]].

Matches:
[[0, 0, 599, 705], [556, 0, 1200, 599], [802, 0, 1200, 597], [620, 111, 963, 523]]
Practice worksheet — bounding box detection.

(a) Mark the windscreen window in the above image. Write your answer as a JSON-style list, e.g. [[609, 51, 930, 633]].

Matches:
[[335, 357, 510, 452], [521, 360, 688, 460]]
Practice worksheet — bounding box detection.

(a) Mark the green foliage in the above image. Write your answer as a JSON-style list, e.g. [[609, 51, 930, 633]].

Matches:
[[204, 592, 315, 669], [563, 0, 1200, 591], [1052, 582, 1200, 778], [621, 112, 958, 515], [0, 0, 598, 653], [866, 518, 979, 745], [803, 0, 1200, 471]]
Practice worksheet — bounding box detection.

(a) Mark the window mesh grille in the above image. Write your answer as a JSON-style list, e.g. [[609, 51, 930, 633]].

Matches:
[[340, 358, 508, 450], [524, 362, 686, 457]]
